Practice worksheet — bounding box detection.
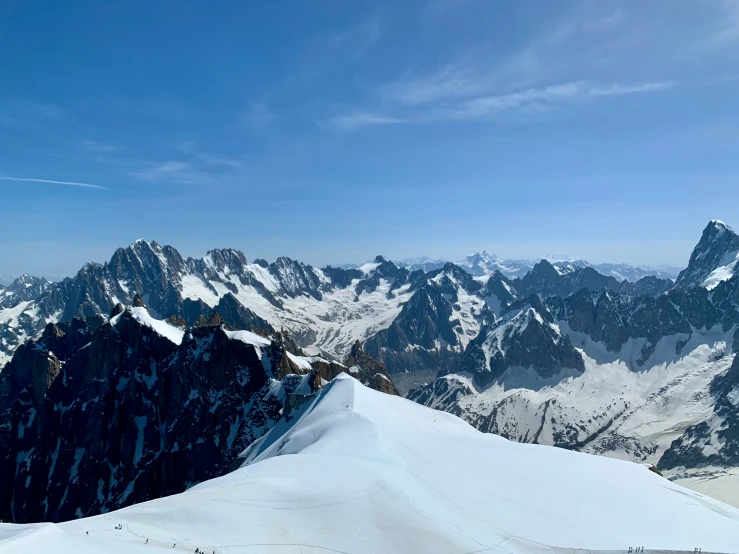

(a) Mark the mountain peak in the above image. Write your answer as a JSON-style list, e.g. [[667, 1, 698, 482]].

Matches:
[[709, 219, 731, 229], [466, 250, 496, 262], [675, 220, 739, 290]]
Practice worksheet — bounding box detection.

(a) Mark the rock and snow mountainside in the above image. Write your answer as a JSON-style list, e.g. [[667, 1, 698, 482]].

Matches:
[[0, 243, 421, 368], [409, 271, 739, 466], [0, 274, 55, 366], [3, 217, 739, 511], [661, 351, 739, 469], [404, 221, 739, 466], [363, 264, 522, 389], [510, 259, 673, 299], [3, 375, 739, 554], [0, 305, 397, 524], [454, 296, 585, 388], [676, 220, 739, 290]]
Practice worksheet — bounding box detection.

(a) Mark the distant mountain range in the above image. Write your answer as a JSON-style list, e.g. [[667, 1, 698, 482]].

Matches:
[[396, 251, 682, 281], [2, 219, 739, 524]]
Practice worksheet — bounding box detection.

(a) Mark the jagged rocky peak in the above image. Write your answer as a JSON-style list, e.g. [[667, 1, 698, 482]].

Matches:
[[267, 256, 326, 300], [523, 259, 561, 285], [0, 273, 53, 306], [8, 273, 47, 288], [486, 271, 516, 298], [675, 220, 739, 290], [458, 295, 584, 388], [107, 239, 185, 291], [425, 262, 482, 296], [211, 293, 274, 333], [199, 248, 249, 278], [344, 340, 398, 395]]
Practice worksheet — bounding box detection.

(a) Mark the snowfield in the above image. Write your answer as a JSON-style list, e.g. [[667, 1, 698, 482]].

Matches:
[[416, 325, 737, 465], [2, 374, 738, 554]]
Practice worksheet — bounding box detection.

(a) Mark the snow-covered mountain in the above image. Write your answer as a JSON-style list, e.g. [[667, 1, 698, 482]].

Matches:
[[675, 220, 739, 290], [0, 243, 422, 368], [454, 251, 533, 278], [455, 296, 584, 387], [409, 268, 739, 467], [3, 374, 738, 554], [3, 219, 739, 516], [395, 255, 447, 273], [363, 263, 496, 378], [0, 303, 397, 523], [399, 250, 681, 281]]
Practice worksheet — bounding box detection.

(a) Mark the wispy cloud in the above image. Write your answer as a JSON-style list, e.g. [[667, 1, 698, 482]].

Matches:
[[379, 63, 487, 106], [0, 176, 106, 190], [81, 139, 119, 153], [321, 112, 406, 131], [447, 80, 675, 120], [129, 157, 242, 185], [197, 154, 243, 168], [130, 161, 192, 183], [701, 0, 739, 48], [330, 18, 382, 61], [325, 80, 675, 130], [240, 103, 275, 134], [322, 2, 687, 131]]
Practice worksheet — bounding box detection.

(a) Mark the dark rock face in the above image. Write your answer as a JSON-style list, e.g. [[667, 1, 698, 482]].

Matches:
[[675, 220, 739, 290], [320, 266, 363, 288], [268, 256, 328, 300], [342, 341, 398, 395], [0, 309, 398, 524], [212, 293, 274, 333], [485, 271, 516, 310], [458, 296, 584, 388], [0, 274, 54, 309], [546, 278, 739, 361], [364, 263, 493, 376], [353, 257, 423, 297], [510, 260, 675, 300], [620, 276, 673, 297], [660, 354, 739, 469]]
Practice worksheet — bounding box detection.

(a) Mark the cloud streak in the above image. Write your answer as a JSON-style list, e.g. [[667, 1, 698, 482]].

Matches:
[[325, 80, 675, 130], [448, 80, 676, 119], [321, 112, 406, 131], [0, 176, 106, 190]]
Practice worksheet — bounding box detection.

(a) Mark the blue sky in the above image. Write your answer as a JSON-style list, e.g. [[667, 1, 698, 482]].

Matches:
[[1, 0, 739, 278]]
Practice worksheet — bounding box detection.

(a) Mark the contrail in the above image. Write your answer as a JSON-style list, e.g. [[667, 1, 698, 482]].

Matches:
[[0, 176, 106, 190]]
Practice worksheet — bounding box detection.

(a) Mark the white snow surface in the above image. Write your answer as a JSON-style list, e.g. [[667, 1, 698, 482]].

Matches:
[[702, 249, 739, 290], [667, 466, 739, 509], [111, 307, 185, 346], [2, 374, 738, 553], [177, 263, 413, 362], [420, 325, 737, 464]]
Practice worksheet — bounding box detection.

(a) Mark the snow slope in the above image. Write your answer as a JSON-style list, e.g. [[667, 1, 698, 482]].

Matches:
[[3, 374, 738, 553], [667, 467, 739, 509], [414, 326, 736, 464], [111, 307, 185, 345]]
